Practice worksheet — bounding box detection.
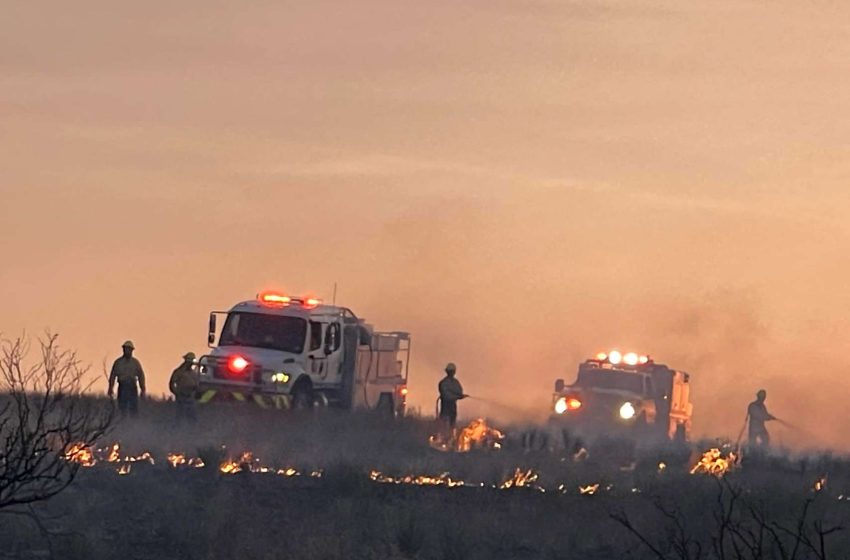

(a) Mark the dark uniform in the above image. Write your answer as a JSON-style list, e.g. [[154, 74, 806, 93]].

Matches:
[[747, 390, 775, 449], [169, 354, 199, 423], [438, 366, 465, 428], [109, 351, 146, 417]]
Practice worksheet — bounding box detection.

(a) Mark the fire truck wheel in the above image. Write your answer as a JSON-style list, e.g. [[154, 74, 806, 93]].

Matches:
[[673, 423, 687, 443], [292, 385, 313, 410], [633, 412, 649, 436], [375, 393, 394, 418]]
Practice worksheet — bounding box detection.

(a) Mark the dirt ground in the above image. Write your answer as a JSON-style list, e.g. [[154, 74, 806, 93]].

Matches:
[[2, 401, 848, 560]]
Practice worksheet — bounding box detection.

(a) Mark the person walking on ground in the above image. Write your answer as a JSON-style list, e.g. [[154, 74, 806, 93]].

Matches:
[[438, 362, 467, 431], [747, 389, 776, 449], [169, 352, 199, 423], [108, 340, 146, 418]]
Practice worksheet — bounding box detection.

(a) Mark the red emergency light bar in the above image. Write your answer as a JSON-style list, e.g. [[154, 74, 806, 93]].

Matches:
[[257, 291, 323, 309]]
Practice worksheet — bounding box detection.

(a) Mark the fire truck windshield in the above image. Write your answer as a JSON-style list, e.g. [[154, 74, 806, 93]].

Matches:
[[577, 369, 645, 394], [219, 312, 307, 353]]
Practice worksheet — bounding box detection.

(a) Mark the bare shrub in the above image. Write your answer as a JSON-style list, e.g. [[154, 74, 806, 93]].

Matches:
[[0, 333, 113, 510], [612, 478, 844, 560]]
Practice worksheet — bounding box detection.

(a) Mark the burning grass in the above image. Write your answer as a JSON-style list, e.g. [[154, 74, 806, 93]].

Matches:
[[12, 401, 850, 559], [428, 418, 504, 452], [689, 447, 739, 477]]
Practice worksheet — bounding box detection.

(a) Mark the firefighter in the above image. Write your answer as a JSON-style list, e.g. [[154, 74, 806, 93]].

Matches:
[[107, 341, 146, 418], [747, 389, 776, 449], [169, 352, 199, 423], [438, 362, 467, 430]]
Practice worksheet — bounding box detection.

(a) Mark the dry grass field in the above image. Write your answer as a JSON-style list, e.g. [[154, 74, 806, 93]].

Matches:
[[2, 400, 848, 560]]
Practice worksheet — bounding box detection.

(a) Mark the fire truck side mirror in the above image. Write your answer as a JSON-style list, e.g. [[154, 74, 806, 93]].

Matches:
[[208, 314, 217, 345], [358, 326, 372, 346], [554, 379, 565, 392]]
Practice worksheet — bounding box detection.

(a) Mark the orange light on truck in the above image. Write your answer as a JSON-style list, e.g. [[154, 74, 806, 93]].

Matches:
[[303, 297, 322, 309], [555, 397, 582, 414], [259, 292, 291, 305]]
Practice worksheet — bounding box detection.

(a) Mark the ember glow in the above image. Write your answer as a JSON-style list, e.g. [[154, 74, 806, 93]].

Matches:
[[167, 453, 205, 469], [370, 471, 465, 488], [579, 483, 600, 495], [690, 448, 738, 477]]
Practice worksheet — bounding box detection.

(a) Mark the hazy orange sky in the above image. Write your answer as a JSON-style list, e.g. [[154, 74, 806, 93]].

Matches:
[[3, 1, 850, 447]]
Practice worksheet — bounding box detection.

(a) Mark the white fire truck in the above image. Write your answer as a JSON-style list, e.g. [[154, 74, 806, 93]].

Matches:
[[196, 291, 410, 415], [551, 351, 693, 441]]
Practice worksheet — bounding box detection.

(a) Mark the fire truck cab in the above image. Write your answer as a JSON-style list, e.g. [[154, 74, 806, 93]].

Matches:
[[551, 351, 693, 441], [196, 291, 410, 415]]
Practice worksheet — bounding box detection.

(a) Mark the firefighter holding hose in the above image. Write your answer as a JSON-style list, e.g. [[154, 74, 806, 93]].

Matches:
[[747, 389, 776, 449], [438, 362, 467, 431]]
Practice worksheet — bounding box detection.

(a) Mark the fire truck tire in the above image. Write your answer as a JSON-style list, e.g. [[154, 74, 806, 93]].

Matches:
[[292, 383, 313, 410], [634, 413, 649, 437], [375, 393, 394, 417]]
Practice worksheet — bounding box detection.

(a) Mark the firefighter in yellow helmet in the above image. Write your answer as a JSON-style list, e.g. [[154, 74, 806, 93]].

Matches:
[[438, 362, 467, 430], [108, 341, 146, 418], [169, 352, 199, 423], [747, 389, 776, 449]]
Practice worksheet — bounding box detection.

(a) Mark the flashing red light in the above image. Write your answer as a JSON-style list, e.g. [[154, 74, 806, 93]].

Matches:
[[566, 397, 582, 411], [259, 292, 291, 305], [303, 297, 322, 309], [228, 355, 250, 374]]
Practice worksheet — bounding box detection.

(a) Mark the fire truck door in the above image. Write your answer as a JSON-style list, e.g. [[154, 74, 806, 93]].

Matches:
[[322, 322, 343, 384]]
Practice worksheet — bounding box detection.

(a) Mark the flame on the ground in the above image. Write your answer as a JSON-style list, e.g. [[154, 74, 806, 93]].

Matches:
[[579, 483, 600, 495], [117, 464, 131, 475], [105, 443, 120, 463], [429, 418, 504, 453], [370, 471, 465, 488], [220, 451, 255, 474], [690, 448, 738, 477], [167, 453, 205, 469], [499, 468, 540, 490], [217, 451, 319, 478], [65, 443, 96, 467], [814, 475, 828, 493], [124, 452, 155, 465], [572, 447, 589, 462]]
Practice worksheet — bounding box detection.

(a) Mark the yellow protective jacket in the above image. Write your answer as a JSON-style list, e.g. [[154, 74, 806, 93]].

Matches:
[[169, 364, 199, 399], [109, 357, 146, 390]]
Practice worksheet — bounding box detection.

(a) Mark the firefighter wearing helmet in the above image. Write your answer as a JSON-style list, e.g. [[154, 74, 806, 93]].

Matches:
[[170, 352, 200, 423], [747, 389, 776, 449], [107, 340, 146, 418], [438, 362, 467, 429]]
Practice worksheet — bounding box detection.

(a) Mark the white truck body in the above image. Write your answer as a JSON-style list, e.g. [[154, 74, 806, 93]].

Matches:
[[197, 292, 410, 414]]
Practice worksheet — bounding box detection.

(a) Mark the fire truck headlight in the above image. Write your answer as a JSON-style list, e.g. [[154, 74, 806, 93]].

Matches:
[[271, 372, 290, 384], [554, 397, 568, 415], [619, 402, 636, 420]]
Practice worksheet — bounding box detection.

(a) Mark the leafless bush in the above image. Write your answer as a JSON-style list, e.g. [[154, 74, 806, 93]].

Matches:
[[612, 478, 844, 560], [0, 333, 113, 510]]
